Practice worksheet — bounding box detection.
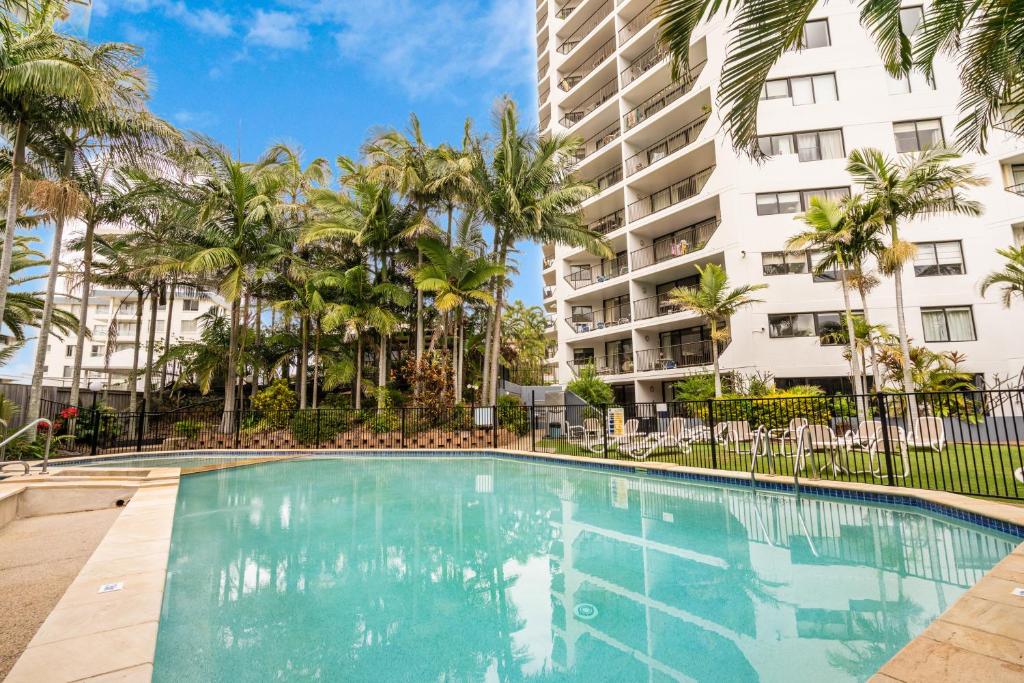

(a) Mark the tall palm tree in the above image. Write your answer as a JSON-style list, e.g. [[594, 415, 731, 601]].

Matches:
[[847, 148, 985, 394], [656, 0, 1024, 154], [469, 98, 605, 403], [414, 237, 503, 403], [667, 263, 767, 397], [981, 245, 1024, 308], [787, 196, 868, 395]]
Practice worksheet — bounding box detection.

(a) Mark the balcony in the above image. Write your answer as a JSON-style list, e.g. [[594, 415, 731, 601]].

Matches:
[[624, 112, 710, 176], [546, 345, 558, 360], [506, 364, 558, 386], [570, 120, 620, 164], [634, 288, 695, 321], [559, 76, 617, 128], [618, 0, 657, 45], [565, 303, 632, 333], [545, 314, 557, 330], [564, 257, 629, 289], [621, 41, 669, 87], [568, 353, 634, 376], [623, 61, 706, 131], [557, 37, 615, 92], [587, 208, 625, 235], [635, 340, 716, 372], [1006, 182, 1024, 196], [537, 33, 549, 56], [543, 256, 555, 269], [630, 217, 719, 270], [543, 285, 556, 299], [556, 3, 579, 19], [556, 0, 612, 54], [590, 164, 623, 193], [627, 166, 714, 222]]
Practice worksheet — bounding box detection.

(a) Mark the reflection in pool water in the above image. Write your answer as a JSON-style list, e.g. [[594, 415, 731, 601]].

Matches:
[[152, 457, 1016, 682]]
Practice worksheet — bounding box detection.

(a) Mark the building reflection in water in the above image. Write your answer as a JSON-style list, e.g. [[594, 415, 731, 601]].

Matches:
[[154, 458, 1016, 682]]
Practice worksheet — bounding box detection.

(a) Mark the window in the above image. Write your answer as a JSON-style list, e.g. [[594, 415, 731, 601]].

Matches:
[[894, 119, 944, 152], [756, 187, 849, 215], [758, 129, 844, 161], [914, 241, 964, 276], [899, 6, 924, 37], [760, 73, 837, 104], [887, 71, 935, 94], [65, 345, 74, 358], [156, 319, 165, 332], [92, 324, 106, 336], [63, 366, 73, 378], [922, 306, 975, 342], [90, 344, 103, 358], [809, 250, 840, 282], [180, 319, 199, 334], [769, 313, 816, 338], [762, 251, 808, 275], [183, 299, 200, 312], [797, 19, 830, 49], [1010, 164, 1024, 188]]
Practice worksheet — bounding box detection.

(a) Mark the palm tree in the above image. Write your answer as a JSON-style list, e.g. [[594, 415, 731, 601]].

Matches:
[[656, 0, 1024, 155], [667, 263, 767, 397], [787, 196, 868, 395], [414, 237, 503, 402], [980, 245, 1024, 308], [469, 98, 605, 403], [847, 148, 985, 394], [1, 233, 77, 342]]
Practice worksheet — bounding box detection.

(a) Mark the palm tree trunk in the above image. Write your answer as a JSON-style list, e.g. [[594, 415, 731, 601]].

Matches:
[[415, 248, 424, 399], [710, 321, 722, 398], [840, 269, 864, 395], [457, 309, 465, 403], [354, 336, 363, 410], [221, 298, 240, 433], [857, 284, 882, 390], [377, 334, 388, 388], [68, 219, 97, 409], [487, 246, 509, 405], [128, 291, 143, 414], [0, 119, 28, 323], [160, 278, 176, 397], [299, 314, 309, 409], [481, 309, 492, 401], [312, 321, 320, 409], [27, 149, 73, 422], [143, 287, 159, 409], [452, 308, 460, 403], [892, 265, 919, 417]]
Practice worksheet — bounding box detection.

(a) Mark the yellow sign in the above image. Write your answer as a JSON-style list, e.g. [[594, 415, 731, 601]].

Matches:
[[607, 408, 624, 437]]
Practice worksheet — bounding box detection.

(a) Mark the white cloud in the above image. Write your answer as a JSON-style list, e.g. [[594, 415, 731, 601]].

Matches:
[[246, 10, 310, 50], [172, 109, 218, 128], [94, 0, 232, 37]]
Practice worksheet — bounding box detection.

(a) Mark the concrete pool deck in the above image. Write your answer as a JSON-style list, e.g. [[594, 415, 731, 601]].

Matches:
[[3, 449, 1024, 682]]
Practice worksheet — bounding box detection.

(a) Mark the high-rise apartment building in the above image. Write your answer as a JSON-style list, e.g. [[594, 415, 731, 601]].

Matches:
[[536, 0, 1024, 403]]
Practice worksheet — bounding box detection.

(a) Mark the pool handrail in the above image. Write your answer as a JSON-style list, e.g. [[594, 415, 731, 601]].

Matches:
[[0, 418, 53, 475]]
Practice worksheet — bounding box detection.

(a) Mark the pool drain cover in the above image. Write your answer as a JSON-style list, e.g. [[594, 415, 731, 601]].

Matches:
[[574, 603, 598, 620]]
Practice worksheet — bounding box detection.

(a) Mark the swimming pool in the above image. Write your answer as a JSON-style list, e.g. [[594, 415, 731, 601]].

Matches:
[[151, 455, 1018, 682]]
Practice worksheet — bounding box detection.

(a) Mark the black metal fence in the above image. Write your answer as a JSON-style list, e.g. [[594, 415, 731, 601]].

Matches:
[[14, 389, 1024, 500]]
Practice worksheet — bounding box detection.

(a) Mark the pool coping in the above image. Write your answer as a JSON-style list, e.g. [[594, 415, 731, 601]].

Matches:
[[9, 448, 1024, 682]]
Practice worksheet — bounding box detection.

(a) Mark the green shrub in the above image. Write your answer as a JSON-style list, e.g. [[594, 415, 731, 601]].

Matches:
[[672, 374, 716, 403], [567, 365, 614, 407], [497, 394, 529, 435], [290, 409, 351, 445], [250, 380, 296, 427], [366, 390, 399, 434], [173, 420, 203, 439]]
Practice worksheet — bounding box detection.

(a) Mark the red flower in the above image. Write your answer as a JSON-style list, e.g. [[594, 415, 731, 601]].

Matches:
[[60, 407, 78, 419]]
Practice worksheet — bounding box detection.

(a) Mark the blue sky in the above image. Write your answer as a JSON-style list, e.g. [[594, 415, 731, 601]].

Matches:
[[5, 0, 543, 381]]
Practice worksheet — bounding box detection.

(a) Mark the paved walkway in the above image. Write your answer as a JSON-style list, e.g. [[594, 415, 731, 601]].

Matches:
[[0, 508, 121, 679]]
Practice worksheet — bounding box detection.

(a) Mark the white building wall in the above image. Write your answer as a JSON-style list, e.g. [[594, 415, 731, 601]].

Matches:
[[537, 0, 1024, 402]]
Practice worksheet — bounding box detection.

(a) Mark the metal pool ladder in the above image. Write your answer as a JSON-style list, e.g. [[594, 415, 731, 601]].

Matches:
[[0, 419, 53, 475]]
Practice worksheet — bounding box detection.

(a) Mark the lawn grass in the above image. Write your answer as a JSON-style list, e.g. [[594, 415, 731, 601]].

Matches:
[[535, 437, 1024, 502]]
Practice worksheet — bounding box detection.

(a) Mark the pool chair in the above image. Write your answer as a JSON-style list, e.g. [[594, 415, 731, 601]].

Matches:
[[717, 421, 770, 471], [621, 418, 696, 460], [794, 424, 847, 475], [565, 422, 604, 454], [842, 420, 882, 450], [864, 425, 911, 479], [768, 418, 809, 456], [906, 416, 946, 452]]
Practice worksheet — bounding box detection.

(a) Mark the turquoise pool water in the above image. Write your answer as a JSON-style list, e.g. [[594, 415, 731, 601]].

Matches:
[[152, 456, 1017, 682], [66, 454, 267, 469]]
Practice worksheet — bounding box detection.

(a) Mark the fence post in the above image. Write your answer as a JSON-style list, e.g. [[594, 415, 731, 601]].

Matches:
[[90, 407, 100, 456], [401, 407, 407, 449], [233, 409, 241, 449], [707, 398, 718, 469], [315, 409, 322, 449], [602, 404, 609, 457], [530, 405, 536, 452], [493, 404, 499, 448], [876, 392, 897, 486], [134, 399, 146, 452]]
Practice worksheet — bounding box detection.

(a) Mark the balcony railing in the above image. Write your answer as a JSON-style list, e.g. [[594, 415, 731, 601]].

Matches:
[[586, 208, 625, 235], [590, 164, 623, 192], [634, 288, 696, 321], [537, 33, 549, 56], [627, 165, 714, 222], [559, 76, 618, 128], [630, 217, 719, 270], [557, 36, 615, 92], [556, 2, 579, 20], [568, 353, 634, 376], [570, 120, 620, 164], [545, 345, 557, 360], [545, 314, 556, 329], [635, 340, 716, 372], [556, 0, 612, 54], [564, 257, 629, 289], [543, 256, 555, 269], [623, 60, 706, 131], [543, 285, 555, 299], [1006, 182, 1024, 196], [621, 41, 669, 87], [624, 112, 710, 176], [565, 303, 632, 334], [618, 0, 657, 44]]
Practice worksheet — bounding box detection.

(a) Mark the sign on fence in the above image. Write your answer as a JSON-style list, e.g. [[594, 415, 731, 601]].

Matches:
[[607, 407, 624, 437]]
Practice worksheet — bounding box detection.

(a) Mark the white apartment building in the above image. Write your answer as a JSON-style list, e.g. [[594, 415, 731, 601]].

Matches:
[[39, 224, 222, 390], [536, 0, 1024, 403]]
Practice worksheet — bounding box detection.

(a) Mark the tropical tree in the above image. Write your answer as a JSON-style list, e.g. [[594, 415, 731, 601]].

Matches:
[[469, 98, 605, 403], [846, 148, 985, 394], [656, 0, 1024, 155], [667, 263, 767, 397], [980, 245, 1024, 308], [414, 236, 503, 402]]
